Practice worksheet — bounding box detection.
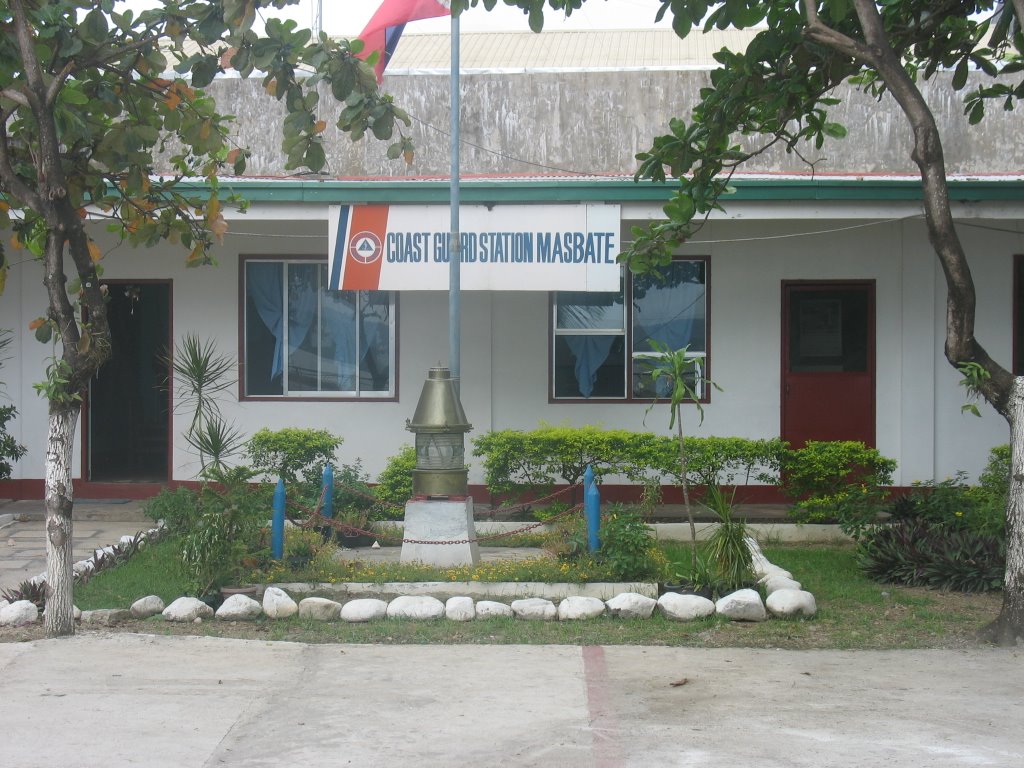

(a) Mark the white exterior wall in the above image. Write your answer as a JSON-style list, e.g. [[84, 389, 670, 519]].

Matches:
[[1, 200, 1020, 489]]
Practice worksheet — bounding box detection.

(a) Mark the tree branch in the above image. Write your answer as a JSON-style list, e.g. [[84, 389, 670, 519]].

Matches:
[[848, 0, 1014, 415], [10, 0, 47, 112], [802, 0, 874, 62], [0, 87, 30, 108], [45, 59, 78, 109], [0, 124, 44, 211]]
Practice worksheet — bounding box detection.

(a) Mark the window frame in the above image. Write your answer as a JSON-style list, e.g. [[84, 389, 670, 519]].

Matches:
[[238, 255, 399, 402], [549, 256, 710, 404]]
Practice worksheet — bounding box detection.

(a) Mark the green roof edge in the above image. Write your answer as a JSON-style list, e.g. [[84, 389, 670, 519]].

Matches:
[[198, 176, 1024, 204]]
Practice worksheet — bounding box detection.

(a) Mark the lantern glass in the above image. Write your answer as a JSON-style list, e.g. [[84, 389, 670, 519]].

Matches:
[[415, 432, 465, 471]]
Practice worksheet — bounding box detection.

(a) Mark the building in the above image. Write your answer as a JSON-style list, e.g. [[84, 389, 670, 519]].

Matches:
[[0, 29, 1021, 500]]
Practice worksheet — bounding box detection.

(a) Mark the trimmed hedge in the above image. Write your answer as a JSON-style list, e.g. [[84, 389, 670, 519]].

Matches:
[[472, 425, 786, 496]]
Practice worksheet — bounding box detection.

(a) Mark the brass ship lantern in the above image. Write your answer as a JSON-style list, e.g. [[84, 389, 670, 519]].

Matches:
[[406, 366, 472, 498]]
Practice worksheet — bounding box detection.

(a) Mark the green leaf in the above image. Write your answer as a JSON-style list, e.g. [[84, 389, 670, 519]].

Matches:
[[61, 86, 89, 106], [951, 57, 969, 91], [967, 100, 985, 125], [304, 141, 326, 172], [81, 9, 109, 45], [528, 5, 544, 33], [371, 112, 394, 140], [823, 122, 847, 139]]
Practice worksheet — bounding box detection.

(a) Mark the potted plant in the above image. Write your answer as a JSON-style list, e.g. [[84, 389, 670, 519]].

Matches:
[[284, 532, 319, 573], [662, 552, 715, 600], [336, 506, 375, 548], [704, 485, 754, 594]]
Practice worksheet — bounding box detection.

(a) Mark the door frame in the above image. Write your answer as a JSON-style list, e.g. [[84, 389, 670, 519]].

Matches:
[[780, 279, 876, 447], [82, 279, 173, 484]]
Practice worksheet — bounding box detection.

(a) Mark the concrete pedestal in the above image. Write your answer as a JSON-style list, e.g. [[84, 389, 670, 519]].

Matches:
[[400, 498, 480, 567]]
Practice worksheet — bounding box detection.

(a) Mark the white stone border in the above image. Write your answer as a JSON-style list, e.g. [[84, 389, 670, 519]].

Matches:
[[2, 530, 819, 628]]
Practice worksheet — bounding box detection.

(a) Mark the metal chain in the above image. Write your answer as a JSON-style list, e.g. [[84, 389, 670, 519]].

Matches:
[[317, 477, 583, 518], [295, 500, 584, 546]]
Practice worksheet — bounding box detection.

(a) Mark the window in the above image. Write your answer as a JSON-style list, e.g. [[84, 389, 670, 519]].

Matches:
[[552, 259, 708, 400], [243, 259, 395, 398]]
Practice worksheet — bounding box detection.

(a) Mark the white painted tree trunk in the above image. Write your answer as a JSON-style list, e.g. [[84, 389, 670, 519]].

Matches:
[[44, 406, 77, 637], [995, 377, 1024, 644]]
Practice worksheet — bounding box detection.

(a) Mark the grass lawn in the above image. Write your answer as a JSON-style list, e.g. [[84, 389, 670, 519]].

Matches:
[[6, 539, 1001, 649]]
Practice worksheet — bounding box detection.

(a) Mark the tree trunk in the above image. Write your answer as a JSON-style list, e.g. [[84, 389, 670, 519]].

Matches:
[[840, 2, 1021, 642], [44, 405, 78, 637], [981, 377, 1024, 645]]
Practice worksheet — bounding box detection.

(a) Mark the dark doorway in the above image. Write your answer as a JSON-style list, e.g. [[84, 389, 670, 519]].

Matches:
[[88, 282, 171, 481], [781, 282, 875, 449]]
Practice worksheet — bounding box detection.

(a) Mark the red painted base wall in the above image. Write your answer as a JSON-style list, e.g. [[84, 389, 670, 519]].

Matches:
[[0, 478, 789, 504]]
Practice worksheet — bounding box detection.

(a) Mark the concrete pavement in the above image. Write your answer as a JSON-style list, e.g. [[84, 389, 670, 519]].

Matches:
[[0, 500, 153, 592], [0, 635, 1021, 767]]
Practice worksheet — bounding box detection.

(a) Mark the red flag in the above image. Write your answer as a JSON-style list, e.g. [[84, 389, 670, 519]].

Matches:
[[357, 0, 452, 83]]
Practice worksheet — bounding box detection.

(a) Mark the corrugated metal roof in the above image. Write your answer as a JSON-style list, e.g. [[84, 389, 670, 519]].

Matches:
[[174, 28, 759, 72], [385, 28, 762, 71]]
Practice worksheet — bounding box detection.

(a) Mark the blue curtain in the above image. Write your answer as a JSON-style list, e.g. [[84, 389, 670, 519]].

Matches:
[[564, 335, 616, 398], [634, 281, 704, 352], [321, 292, 359, 389], [247, 263, 284, 379], [320, 292, 385, 390], [287, 270, 317, 371]]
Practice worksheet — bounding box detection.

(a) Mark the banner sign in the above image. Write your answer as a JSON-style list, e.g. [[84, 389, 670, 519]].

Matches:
[[328, 203, 621, 292]]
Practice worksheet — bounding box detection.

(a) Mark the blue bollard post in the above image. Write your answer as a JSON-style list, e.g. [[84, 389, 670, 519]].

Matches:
[[584, 465, 601, 552], [321, 464, 334, 519], [272, 477, 285, 560]]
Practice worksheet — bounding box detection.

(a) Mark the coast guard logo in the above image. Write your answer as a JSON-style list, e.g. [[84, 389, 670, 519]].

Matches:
[[349, 231, 382, 264]]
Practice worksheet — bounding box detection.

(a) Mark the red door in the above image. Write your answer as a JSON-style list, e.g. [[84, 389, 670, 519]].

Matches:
[[781, 282, 875, 448]]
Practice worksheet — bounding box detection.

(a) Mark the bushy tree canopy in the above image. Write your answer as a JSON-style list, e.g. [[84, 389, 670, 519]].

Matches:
[[0, 0, 407, 636], [466, 0, 1024, 642]]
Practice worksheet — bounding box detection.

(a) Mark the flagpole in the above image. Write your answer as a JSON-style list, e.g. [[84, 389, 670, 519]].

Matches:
[[449, 10, 461, 391]]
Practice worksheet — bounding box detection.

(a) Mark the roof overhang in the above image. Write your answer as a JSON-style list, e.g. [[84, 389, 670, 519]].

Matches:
[[199, 174, 1024, 207]]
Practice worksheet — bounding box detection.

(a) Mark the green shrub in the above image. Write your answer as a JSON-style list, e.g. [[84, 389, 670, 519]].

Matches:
[[651, 436, 786, 487], [473, 425, 661, 496], [0, 330, 27, 479], [544, 512, 589, 561], [783, 441, 896, 527], [246, 427, 342, 487], [374, 445, 416, 506], [782, 440, 896, 499], [532, 500, 571, 523], [890, 474, 975, 527], [473, 425, 785, 497], [857, 519, 1003, 593], [0, 404, 27, 479], [890, 469, 1006, 544], [971, 444, 1010, 539], [143, 486, 201, 534], [978, 444, 1010, 498], [331, 458, 383, 521], [177, 466, 267, 595], [597, 506, 664, 581]]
